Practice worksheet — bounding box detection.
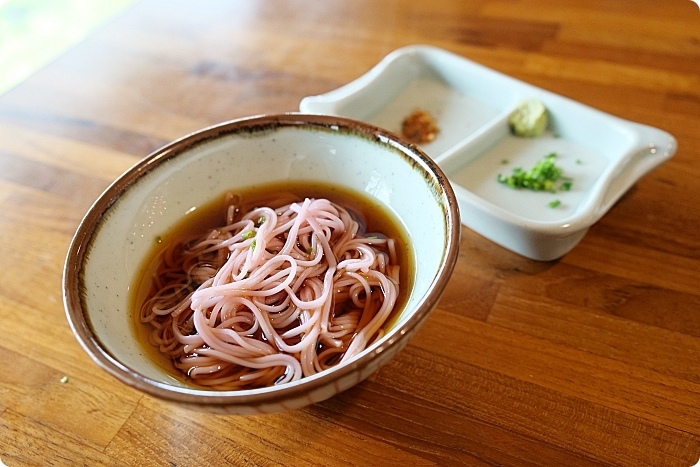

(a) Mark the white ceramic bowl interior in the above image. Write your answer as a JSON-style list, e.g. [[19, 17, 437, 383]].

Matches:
[[63, 114, 460, 415], [300, 45, 677, 261]]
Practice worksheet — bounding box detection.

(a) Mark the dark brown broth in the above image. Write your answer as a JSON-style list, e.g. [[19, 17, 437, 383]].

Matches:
[[130, 180, 415, 386]]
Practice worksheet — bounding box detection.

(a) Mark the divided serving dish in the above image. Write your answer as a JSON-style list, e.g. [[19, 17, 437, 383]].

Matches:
[[300, 45, 677, 260]]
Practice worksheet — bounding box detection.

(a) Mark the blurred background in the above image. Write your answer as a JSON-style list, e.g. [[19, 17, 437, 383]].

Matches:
[[0, 0, 135, 94]]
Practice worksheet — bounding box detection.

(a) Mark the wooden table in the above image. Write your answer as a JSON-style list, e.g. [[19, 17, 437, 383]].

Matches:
[[1, 0, 699, 465]]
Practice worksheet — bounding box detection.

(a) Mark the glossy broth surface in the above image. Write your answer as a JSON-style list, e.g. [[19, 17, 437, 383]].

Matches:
[[130, 181, 415, 387]]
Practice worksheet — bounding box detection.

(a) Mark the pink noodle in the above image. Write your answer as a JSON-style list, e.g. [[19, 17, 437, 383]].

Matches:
[[139, 197, 400, 389]]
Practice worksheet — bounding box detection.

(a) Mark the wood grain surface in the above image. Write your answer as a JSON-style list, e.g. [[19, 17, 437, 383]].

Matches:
[[1, 0, 699, 465]]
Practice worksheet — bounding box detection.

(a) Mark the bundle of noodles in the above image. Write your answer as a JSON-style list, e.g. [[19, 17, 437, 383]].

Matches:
[[139, 196, 400, 390]]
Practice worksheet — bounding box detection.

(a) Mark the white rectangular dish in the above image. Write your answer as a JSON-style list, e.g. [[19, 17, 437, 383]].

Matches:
[[300, 45, 677, 260]]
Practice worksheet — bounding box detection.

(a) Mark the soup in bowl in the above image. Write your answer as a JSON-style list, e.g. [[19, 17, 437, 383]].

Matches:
[[63, 114, 460, 415]]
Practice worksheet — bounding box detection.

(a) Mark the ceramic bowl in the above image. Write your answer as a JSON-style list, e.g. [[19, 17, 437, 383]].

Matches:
[[63, 114, 460, 415], [300, 45, 677, 261]]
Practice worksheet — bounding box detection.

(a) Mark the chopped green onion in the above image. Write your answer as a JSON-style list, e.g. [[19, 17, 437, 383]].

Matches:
[[242, 230, 256, 240], [548, 199, 561, 208], [497, 152, 572, 193]]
